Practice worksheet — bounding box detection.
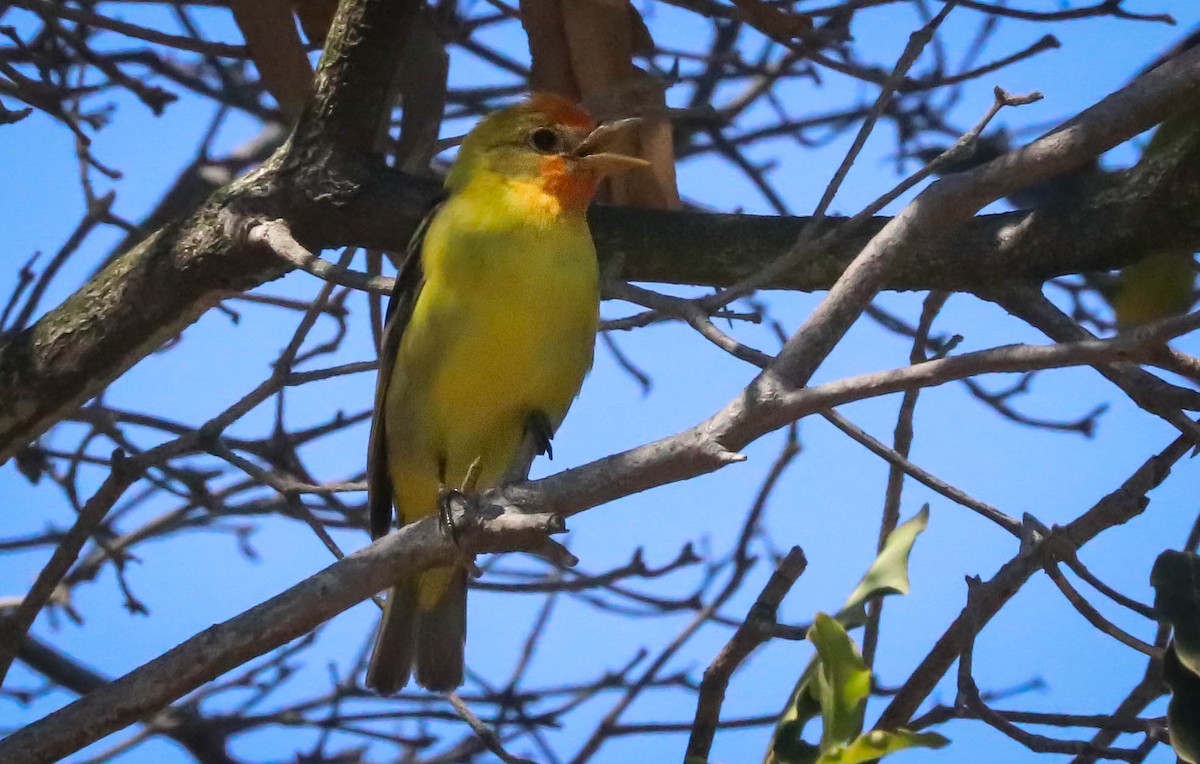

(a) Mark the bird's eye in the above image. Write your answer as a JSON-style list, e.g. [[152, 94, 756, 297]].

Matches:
[[528, 127, 561, 154]]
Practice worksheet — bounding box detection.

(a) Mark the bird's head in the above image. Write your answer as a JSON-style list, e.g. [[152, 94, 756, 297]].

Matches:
[[446, 93, 650, 212]]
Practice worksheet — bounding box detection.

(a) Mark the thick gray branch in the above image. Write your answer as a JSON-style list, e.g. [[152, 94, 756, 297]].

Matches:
[[0, 20, 1197, 475], [0, 324, 1186, 762], [0, 504, 564, 764]]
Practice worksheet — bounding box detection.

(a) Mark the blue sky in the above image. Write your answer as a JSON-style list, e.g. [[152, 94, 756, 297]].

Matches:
[[2, 2, 1200, 762]]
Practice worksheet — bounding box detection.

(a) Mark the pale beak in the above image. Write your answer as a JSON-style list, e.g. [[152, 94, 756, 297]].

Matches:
[[573, 117, 651, 175]]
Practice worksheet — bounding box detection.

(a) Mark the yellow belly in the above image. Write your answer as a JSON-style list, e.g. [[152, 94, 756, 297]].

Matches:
[[383, 197, 599, 535], [1110, 250, 1196, 327]]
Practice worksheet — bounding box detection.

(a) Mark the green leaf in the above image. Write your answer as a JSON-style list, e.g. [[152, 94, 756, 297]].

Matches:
[[1151, 551, 1200, 762], [1165, 645, 1200, 764], [1152, 550, 1200, 676], [838, 505, 930, 628], [808, 613, 871, 749], [767, 667, 825, 764], [770, 720, 822, 764], [765, 507, 932, 764], [817, 729, 950, 764]]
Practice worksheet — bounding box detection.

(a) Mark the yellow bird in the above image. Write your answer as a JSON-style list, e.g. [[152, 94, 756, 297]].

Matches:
[[1107, 96, 1200, 329], [1107, 32, 1200, 329], [365, 94, 648, 693], [1108, 250, 1196, 329]]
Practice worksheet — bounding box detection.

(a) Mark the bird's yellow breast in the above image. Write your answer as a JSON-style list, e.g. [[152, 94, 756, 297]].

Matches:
[[383, 172, 600, 522]]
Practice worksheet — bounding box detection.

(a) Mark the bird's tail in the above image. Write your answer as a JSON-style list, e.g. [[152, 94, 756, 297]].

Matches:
[[366, 567, 467, 694]]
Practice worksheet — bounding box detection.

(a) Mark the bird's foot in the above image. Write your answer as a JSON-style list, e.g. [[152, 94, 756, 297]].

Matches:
[[436, 485, 464, 544], [436, 458, 484, 577]]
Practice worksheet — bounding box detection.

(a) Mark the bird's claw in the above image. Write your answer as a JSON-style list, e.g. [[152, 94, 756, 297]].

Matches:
[[436, 457, 484, 544], [437, 486, 466, 546], [437, 469, 483, 578]]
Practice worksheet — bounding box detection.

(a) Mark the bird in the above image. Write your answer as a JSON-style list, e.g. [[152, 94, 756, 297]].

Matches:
[[1106, 249, 1196, 329], [1106, 84, 1199, 329], [914, 26, 1200, 330], [364, 93, 649, 694]]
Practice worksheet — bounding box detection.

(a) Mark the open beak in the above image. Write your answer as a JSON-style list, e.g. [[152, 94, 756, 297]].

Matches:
[[573, 117, 651, 175]]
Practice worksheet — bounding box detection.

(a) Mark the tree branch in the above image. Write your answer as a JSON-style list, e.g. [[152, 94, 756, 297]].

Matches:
[[0, 0, 427, 465], [876, 431, 1194, 729], [0, 313, 1193, 761], [685, 547, 808, 761], [4, 58, 1199, 468], [0, 500, 567, 764]]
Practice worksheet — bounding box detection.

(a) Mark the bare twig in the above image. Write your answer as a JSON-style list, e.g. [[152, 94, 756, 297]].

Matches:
[[685, 547, 807, 761]]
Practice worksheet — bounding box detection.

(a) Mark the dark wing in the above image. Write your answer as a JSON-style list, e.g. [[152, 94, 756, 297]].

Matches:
[[367, 196, 445, 541]]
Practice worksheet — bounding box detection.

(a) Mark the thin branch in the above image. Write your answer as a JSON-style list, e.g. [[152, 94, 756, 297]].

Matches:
[[0, 499, 569, 764], [821, 409, 1019, 534], [10, 0, 252, 57], [445, 692, 536, 764], [0, 450, 139, 685], [685, 547, 807, 761]]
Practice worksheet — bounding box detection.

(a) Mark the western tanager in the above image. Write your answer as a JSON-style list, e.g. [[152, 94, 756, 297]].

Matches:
[[1107, 28, 1199, 327], [916, 26, 1200, 329], [1107, 94, 1200, 328], [365, 94, 648, 693]]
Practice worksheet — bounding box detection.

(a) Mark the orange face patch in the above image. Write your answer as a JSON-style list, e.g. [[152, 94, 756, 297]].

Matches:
[[538, 155, 599, 212]]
